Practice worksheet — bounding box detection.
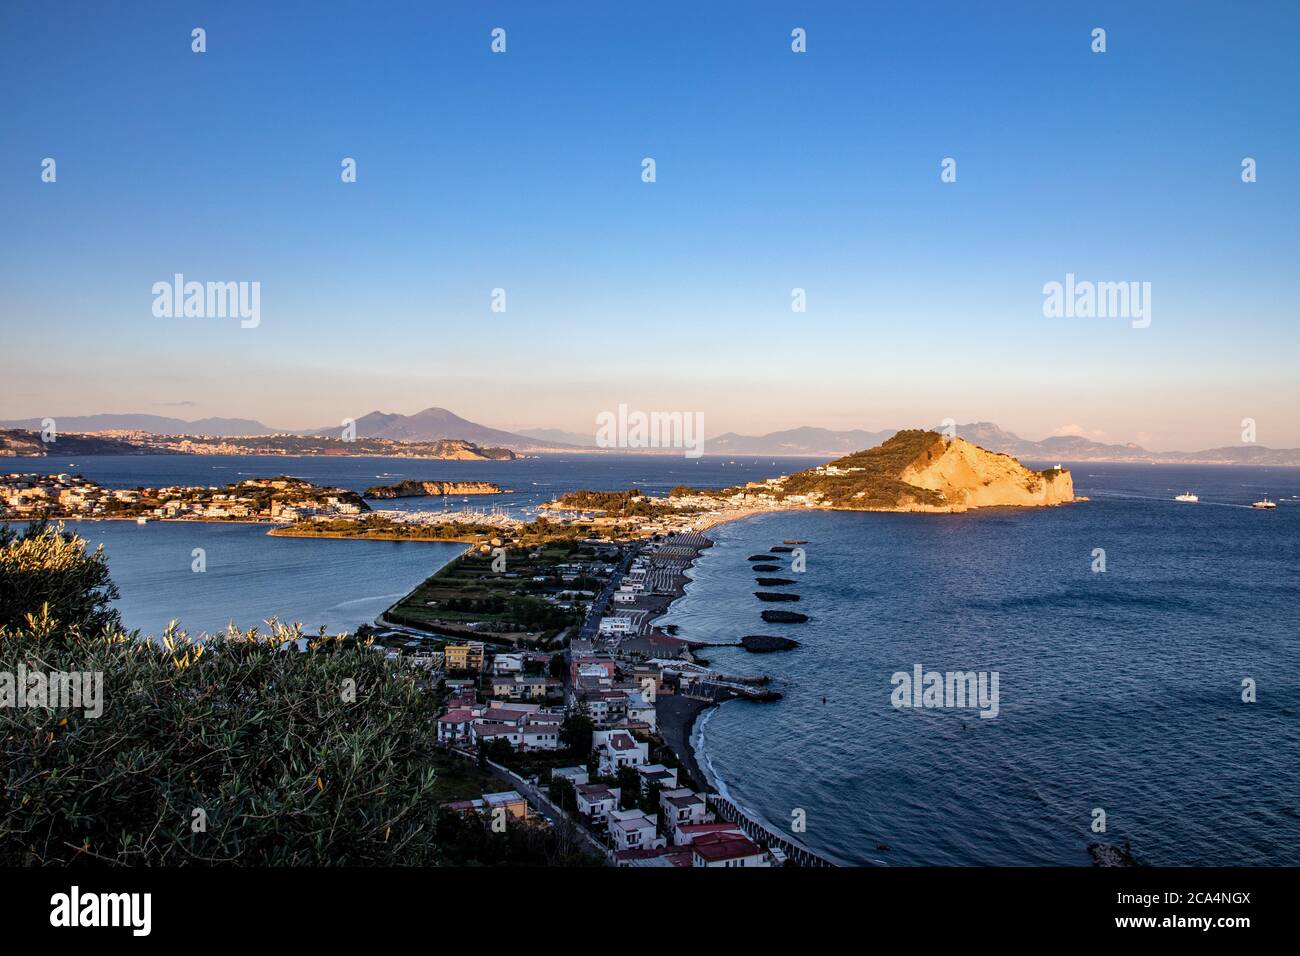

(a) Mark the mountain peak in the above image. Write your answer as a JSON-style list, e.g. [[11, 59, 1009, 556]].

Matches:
[[312, 407, 576, 450]]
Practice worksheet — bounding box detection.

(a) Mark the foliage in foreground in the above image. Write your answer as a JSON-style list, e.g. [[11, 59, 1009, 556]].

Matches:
[[0, 520, 121, 636], [1, 619, 449, 865], [0, 521, 602, 866], [433, 808, 604, 867]]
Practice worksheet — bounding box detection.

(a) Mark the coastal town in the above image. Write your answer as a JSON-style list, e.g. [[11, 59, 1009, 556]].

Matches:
[[377, 526, 824, 867], [0, 428, 519, 460], [0, 472, 369, 523]]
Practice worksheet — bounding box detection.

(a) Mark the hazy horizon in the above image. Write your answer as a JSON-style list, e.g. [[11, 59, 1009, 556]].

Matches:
[[3, 1, 1298, 451], [2, 401, 1297, 453]]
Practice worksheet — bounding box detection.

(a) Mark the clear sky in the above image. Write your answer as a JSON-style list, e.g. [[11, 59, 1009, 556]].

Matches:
[[2, 1, 1297, 450]]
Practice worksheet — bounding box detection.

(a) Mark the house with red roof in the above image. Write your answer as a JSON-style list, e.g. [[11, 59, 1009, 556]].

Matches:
[[690, 831, 772, 868], [436, 708, 476, 746], [672, 821, 745, 846], [614, 845, 695, 868]]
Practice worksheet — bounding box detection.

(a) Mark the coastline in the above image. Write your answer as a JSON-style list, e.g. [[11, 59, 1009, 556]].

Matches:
[[27, 515, 272, 526], [655, 694, 717, 793], [647, 518, 847, 868], [267, 528, 480, 543], [17, 515, 486, 544], [647, 518, 758, 794]]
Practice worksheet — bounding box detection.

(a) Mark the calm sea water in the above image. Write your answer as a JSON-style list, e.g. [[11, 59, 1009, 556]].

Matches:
[[8, 454, 1298, 864], [61, 521, 466, 638], [660, 464, 1300, 866]]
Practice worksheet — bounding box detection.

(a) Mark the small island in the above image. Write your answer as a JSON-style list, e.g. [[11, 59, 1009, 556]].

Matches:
[[364, 479, 503, 499]]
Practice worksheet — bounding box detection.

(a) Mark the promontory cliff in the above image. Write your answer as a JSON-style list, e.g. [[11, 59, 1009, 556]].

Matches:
[[668, 430, 1075, 513]]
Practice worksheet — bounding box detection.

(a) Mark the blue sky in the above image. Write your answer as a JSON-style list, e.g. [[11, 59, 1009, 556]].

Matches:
[[2, 1, 1298, 449]]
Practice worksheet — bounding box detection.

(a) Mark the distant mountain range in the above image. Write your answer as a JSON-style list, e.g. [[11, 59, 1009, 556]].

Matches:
[[309, 407, 579, 451], [0, 413, 277, 436], [709, 427, 896, 457], [4, 409, 1297, 464], [0, 407, 576, 451], [515, 427, 598, 448], [710, 422, 1300, 465]]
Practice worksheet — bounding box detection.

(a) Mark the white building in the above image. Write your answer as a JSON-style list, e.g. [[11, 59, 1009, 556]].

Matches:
[[436, 708, 475, 746], [593, 729, 649, 776], [636, 763, 678, 792], [625, 692, 657, 732], [608, 809, 665, 853], [575, 784, 620, 825], [492, 653, 524, 675], [660, 788, 714, 833], [520, 724, 561, 751], [598, 616, 635, 636], [551, 766, 589, 788]]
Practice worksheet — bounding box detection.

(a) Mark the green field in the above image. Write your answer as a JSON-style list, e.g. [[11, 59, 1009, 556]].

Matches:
[[429, 751, 503, 804], [385, 540, 615, 640]]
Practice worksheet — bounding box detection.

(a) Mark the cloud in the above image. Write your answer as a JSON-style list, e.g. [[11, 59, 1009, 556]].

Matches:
[[151, 400, 198, 407]]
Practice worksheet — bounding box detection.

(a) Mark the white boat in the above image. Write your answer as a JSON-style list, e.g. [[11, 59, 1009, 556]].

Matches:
[[1252, 498, 1277, 510], [135, 516, 150, 524], [1174, 492, 1199, 502]]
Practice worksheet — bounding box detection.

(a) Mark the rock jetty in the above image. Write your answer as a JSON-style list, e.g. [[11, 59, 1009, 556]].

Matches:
[[761, 609, 808, 624], [740, 634, 800, 653]]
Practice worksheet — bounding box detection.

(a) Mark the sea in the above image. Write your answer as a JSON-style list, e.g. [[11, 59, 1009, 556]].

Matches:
[[7, 453, 1299, 865]]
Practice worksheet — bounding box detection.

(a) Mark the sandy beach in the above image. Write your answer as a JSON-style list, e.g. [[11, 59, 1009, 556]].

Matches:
[[654, 693, 716, 793]]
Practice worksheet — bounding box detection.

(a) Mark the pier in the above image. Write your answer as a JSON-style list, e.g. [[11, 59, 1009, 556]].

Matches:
[[690, 679, 781, 702]]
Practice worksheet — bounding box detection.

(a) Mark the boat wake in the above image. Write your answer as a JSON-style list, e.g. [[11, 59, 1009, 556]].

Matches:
[[1086, 491, 1252, 509], [330, 592, 407, 609]]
